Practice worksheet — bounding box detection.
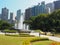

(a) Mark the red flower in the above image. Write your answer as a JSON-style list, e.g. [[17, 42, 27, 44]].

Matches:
[[50, 42, 57, 45]]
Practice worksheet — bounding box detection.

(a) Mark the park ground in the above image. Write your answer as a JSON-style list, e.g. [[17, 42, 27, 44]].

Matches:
[[0, 34, 60, 45], [0, 34, 53, 45]]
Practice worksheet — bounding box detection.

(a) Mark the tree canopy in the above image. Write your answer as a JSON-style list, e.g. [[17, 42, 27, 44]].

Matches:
[[0, 20, 13, 30], [24, 9, 60, 33]]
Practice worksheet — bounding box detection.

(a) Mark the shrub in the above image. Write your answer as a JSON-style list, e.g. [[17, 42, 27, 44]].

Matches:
[[4, 29, 17, 33], [19, 31, 31, 33], [19, 33, 34, 37], [31, 37, 49, 42]]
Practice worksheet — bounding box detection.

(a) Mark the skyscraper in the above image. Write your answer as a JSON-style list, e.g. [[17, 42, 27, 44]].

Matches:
[[25, 1, 46, 20], [0, 14, 1, 20], [46, 3, 54, 13], [1, 7, 9, 21], [10, 12, 13, 20], [15, 9, 21, 29], [25, 8, 32, 20], [39, 1, 46, 14], [16, 10, 21, 21], [54, 0, 60, 10], [9, 12, 15, 24]]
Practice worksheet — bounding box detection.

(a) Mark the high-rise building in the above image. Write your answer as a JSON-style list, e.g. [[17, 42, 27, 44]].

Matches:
[[15, 9, 22, 29], [10, 12, 13, 20], [9, 12, 15, 24], [46, 3, 54, 13], [25, 1, 46, 20], [16, 9, 21, 21], [0, 14, 1, 20], [25, 8, 32, 20], [54, 0, 60, 10], [31, 5, 39, 16], [39, 1, 46, 14], [1, 7, 9, 21]]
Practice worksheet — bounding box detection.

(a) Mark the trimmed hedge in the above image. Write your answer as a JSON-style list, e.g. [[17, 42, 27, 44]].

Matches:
[[22, 37, 49, 45], [4, 29, 17, 33], [19, 33, 35, 37], [5, 33, 35, 37], [19, 31, 31, 33], [31, 38, 49, 42]]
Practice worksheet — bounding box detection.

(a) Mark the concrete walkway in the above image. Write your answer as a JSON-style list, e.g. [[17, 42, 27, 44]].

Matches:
[[0, 31, 5, 34], [0, 32, 60, 42], [40, 35, 60, 42]]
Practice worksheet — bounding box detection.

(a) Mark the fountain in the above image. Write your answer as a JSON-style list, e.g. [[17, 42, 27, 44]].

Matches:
[[15, 13, 29, 30]]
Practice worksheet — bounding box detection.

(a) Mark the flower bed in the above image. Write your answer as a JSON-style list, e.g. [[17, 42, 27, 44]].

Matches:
[[50, 42, 60, 45]]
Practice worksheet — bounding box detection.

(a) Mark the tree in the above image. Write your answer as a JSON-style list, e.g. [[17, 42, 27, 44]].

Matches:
[[29, 14, 49, 30], [24, 9, 60, 33], [0, 20, 13, 30]]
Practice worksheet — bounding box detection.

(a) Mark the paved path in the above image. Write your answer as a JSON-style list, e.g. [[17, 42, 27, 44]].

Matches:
[[0, 31, 5, 34], [0, 32, 60, 42], [40, 35, 60, 42]]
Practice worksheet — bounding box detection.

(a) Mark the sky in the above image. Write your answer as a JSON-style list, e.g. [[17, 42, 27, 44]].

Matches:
[[0, 0, 56, 14]]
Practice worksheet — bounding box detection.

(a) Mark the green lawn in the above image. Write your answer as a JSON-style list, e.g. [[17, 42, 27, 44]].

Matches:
[[0, 34, 52, 45], [0, 34, 34, 45], [32, 41, 52, 45]]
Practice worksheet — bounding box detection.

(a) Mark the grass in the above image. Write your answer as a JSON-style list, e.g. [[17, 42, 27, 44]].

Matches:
[[2, 34, 60, 45], [32, 40, 53, 45], [0, 34, 23, 45], [0, 34, 50, 45], [0, 34, 34, 45]]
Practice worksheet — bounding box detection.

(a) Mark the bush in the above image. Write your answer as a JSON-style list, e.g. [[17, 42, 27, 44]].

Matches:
[[0, 20, 13, 30], [4, 29, 17, 33], [31, 37, 49, 42], [5, 32, 34, 37], [22, 37, 49, 45], [34, 29, 46, 35], [5, 34, 19, 37], [19, 33, 34, 37], [19, 31, 31, 33]]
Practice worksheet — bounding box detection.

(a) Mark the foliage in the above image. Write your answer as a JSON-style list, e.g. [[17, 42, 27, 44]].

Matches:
[[19, 31, 30, 33], [31, 38, 49, 42], [24, 9, 60, 33], [0, 35, 50, 45], [4, 29, 17, 33], [0, 20, 13, 30], [32, 41, 52, 45], [19, 33, 35, 37]]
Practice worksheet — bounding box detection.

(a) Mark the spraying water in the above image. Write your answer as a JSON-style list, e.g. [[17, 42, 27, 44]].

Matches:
[[15, 13, 29, 30]]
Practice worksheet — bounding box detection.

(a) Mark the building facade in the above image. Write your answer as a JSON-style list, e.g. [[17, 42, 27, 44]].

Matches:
[[46, 3, 54, 13], [0, 14, 1, 20], [1, 7, 9, 21], [10, 12, 13, 20], [25, 1, 46, 20], [54, 0, 60, 10], [15, 9, 21, 29], [25, 8, 32, 20], [16, 10, 21, 21], [9, 12, 15, 24], [39, 1, 46, 14]]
